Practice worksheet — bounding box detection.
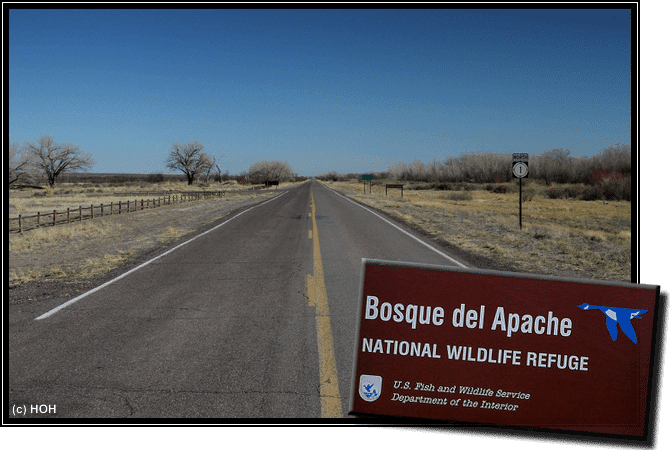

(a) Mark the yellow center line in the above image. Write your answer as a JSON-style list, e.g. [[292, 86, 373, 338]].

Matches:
[[307, 189, 342, 418]]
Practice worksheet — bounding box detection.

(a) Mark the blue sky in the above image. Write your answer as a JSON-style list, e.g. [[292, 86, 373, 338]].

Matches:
[[9, 8, 632, 177]]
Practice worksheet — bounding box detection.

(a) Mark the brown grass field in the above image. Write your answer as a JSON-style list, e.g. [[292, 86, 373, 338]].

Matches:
[[321, 179, 631, 282], [8, 179, 280, 217]]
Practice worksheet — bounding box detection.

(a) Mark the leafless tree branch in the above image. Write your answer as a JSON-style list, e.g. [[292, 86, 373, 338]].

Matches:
[[25, 135, 94, 186], [166, 141, 210, 185]]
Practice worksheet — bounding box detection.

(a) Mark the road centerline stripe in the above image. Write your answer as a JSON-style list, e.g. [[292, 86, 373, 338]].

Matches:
[[34, 192, 287, 321], [309, 189, 343, 418]]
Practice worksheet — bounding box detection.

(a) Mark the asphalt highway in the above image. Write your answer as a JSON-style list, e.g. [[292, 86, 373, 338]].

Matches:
[[8, 180, 471, 420]]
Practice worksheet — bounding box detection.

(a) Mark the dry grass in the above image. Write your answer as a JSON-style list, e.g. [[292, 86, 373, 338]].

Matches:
[[321, 180, 631, 282], [8, 220, 125, 253], [8, 189, 284, 286], [8, 180, 306, 218], [9, 194, 152, 216]]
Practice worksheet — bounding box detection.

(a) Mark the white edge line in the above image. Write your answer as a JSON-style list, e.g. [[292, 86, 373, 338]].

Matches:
[[34, 191, 287, 320], [321, 183, 468, 268]]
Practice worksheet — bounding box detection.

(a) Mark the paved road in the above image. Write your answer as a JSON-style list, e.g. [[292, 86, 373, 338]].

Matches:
[[8, 180, 470, 420]]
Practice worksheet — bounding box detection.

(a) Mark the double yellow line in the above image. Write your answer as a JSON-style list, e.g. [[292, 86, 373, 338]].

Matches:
[[307, 190, 342, 418]]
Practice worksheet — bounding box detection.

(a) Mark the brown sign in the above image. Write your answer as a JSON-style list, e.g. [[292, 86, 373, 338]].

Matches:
[[350, 260, 660, 439]]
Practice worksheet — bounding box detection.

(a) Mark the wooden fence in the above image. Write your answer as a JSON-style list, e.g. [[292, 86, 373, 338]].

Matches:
[[112, 190, 228, 196], [8, 191, 224, 233]]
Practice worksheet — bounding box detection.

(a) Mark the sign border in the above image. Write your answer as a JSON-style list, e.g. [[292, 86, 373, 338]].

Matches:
[[512, 152, 529, 162], [349, 259, 662, 441]]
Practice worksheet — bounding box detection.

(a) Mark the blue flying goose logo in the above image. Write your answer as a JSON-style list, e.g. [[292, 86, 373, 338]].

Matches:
[[577, 303, 647, 343]]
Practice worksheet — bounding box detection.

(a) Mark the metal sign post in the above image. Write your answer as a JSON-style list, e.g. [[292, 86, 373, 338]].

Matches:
[[512, 154, 529, 229], [519, 177, 522, 229], [362, 174, 373, 193]]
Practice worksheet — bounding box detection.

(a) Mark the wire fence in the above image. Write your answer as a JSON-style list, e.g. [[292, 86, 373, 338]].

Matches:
[[8, 191, 225, 233]]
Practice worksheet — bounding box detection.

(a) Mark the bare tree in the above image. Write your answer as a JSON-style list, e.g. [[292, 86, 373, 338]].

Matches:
[[8, 142, 35, 186], [211, 155, 227, 184], [198, 153, 214, 184], [166, 141, 210, 185], [594, 143, 631, 174], [535, 148, 573, 185], [25, 135, 94, 187], [214, 157, 223, 184], [248, 161, 294, 185]]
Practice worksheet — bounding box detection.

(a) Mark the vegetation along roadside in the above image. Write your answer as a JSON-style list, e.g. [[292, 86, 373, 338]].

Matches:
[[320, 178, 631, 283], [7, 183, 297, 305]]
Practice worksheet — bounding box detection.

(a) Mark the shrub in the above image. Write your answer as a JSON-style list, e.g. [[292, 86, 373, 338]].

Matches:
[[412, 183, 452, 191], [522, 187, 536, 202], [446, 191, 473, 201], [578, 175, 631, 201], [601, 175, 631, 201], [492, 185, 508, 194], [546, 188, 563, 199], [432, 183, 452, 191], [580, 186, 602, 201], [564, 186, 583, 199], [546, 185, 584, 200], [147, 172, 165, 183], [589, 170, 625, 186]]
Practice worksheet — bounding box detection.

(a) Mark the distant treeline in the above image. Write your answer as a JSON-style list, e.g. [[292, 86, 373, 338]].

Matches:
[[321, 144, 631, 185], [59, 172, 186, 184], [58, 171, 235, 184]]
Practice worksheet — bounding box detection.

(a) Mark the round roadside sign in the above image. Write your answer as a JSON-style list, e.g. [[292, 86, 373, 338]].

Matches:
[[513, 162, 528, 178]]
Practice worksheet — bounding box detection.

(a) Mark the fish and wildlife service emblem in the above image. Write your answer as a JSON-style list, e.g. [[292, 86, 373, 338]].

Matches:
[[359, 374, 382, 402]]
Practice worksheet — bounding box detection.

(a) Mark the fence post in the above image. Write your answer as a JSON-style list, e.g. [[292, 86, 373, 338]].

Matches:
[[91, 204, 94, 219], [141, 199, 144, 210], [53, 210, 56, 226], [135, 200, 137, 212], [79, 206, 82, 221], [101, 203, 104, 217], [67, 208, 70, 223], [19, 214, 22, 233], [37, 211, 41, 227]]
